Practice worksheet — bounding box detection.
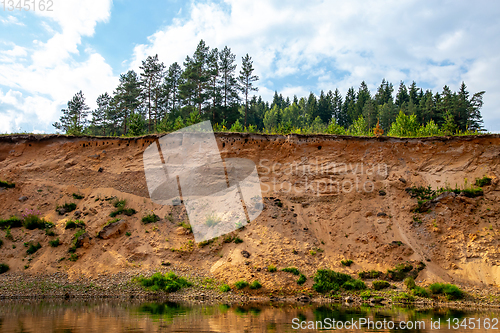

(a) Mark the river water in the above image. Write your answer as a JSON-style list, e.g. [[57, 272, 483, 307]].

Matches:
[[0, 300, 499, 332]]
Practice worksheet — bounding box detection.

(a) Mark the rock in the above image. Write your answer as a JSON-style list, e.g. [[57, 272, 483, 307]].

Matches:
[[161, 262, 171, 266], [297, 294, 311, 302], [76, 232, 92, 248], [369, 297, 383, 304], [365, 211, 373, 217], [19, 196, 28, 202], [345, 296, 354, 303], [399, 177, 407, 184], [98, 167, 104, 173], [74, 211, 82, 217], [379, 190, 386, 196], [89, 208, 98, 215], [98, 219, 128, 239], [241, 250, 251, 258], [176, 227, 186, 235], [377, 212, 387, 217]]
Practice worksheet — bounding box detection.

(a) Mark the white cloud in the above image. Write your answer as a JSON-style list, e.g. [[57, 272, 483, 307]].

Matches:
[[0, 15, 25, 26], [130, 0, 500, 131]]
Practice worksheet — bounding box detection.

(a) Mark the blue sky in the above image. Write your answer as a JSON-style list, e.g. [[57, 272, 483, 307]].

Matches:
[[1, 0, 500, 133]]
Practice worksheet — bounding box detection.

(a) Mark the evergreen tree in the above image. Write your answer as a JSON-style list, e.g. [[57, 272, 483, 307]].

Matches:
[[468, 90, 485, 131], [332, 89, 344, 126], [53, 90, 90, 135], [317, 90, 332, 123], [207, 48, 222, 123], [91, 93, 112, 136], [139, 54, 165, 132], [114, 70, 141, 135], [395, 81, 409, 107], [355, 81, 371, 121], [343, 87, 357, 127], [374, 79, 393, 105], [219, 46, 240, 122], [238, 53, 259, 126], [362, 98, 377, 130]]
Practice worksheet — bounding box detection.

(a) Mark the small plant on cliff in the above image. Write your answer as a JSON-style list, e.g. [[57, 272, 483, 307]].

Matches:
[[0, 239, 2, 248], [372, 280, 391, 290], [297, 274, 307, 285], [178, 221, 192, 233], [220, 284, 231, 292], [142, 213, 160, 224], [205, 213, 221, 227], [267, 265, 277, 272], [138, 272, 192, 292], [0, 263, 9, 274], [313, 269, 366, 293], [249, 280, 262, 289], [65, 220, 85, 229], [110, 199, 136, 217], [26, 242, 41, 255], [0, 180, 15, 188], [4, 226, 13, 240], [429, 283, 464, 300], [475, 176, 492, 187], [49, 238, 61, 247], [69, 253, 79, 262], [72, 193, 84, 199], [0, 216, 22, 229], [234, 280, 249, 290], [281, 267, 300, 276], [341, 259, 353, 267], [21, 209, 49, 230], [56, 203, 77, 215]]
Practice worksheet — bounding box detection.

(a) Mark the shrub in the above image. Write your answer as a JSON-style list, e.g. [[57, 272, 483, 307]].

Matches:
[[109, 199, 136, 217], [234, 280, 249, 289], [429, 283, 464, 300], [138, 272, 192, 292], [65, 220, 85, 229], [281, 267, 300, 276], [49, 238, 61, 247], [360, 291, 373, 300], [0, 180, 15, 188], [72, 193, 84, 199], [0, 216, 23, 229], [45, 229, 56, 236], [393, 292, 415, 303], [429, 283, 445, 294], [404, 277, 416, 290], [313, 269, 362, 293], [0, 263, 9, 274], [26, 242, 41, 255], [220, 284, 231, 292], [72, 230, 85, 248], [142, 213, 160, 224], [297, 274, 307, 285], [233, 236, 243, 244], [372, 280, 391, 290], [267, 265, 277, 272], [56, 203, 77, 215], [341, 259, 353, 267], [21, 209, 47, 230], [388, 111, 419, 137], [358, 270, 382, 279], [0, 239, 3, 248], [4, 226, 13, 240], [69, 253, 79, 262], [125, 232, 131, 237], [476, 176, 492, 187], [461, 187, 483, 198], [178, 221, 192, 233], [249, 280, 262, 289], [386, 263, 414, 281], [412, 286, 430, 298]]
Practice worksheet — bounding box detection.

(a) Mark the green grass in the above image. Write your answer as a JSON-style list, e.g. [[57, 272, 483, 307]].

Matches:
[[72, 230, 86, 248], [475, 176, 492, 187], [404, 277, 416, 290], [249, 280, 262, 289], [297, 274, 307, 285], [69, 253, 79, 262], [281, 267, 300, 276], [142, 213, 160, 224], [72, 193, 84, 199], [0, 216, 22, 229], [22, 214, 50, 230], [220, 284, 231, 292], [234, 280, 249, 289], [178, 221, 192, 233], [109, 199, 136, 217], [429, 283, 464, 300], [267, 265, 277, 272], [393, 292, 415, 303], [233, 236, 243, 244], [65, 220, 85, 229], [0, 180, 15, 188], [26, 242, 41, 255], [358, 270, 382, 279], [412, 286, 430, 297], [0, 263, 9, 274], [341, 259, 353, 266], [137, 272, 192, 292], [125, 232, 131, 237], [49, 238, 61, 247], [313, 269, 366, 293], [45, 228, 56, 236], [372, 280, 391, 290], [56, 203, 77, 214]]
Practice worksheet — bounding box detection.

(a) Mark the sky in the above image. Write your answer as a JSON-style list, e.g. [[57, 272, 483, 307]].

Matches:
[[1, 0, 499, 133]]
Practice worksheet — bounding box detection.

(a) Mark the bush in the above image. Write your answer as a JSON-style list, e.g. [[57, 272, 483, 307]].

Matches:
[[404, 277, 416, 290], [267, 265, 277, 272], [393, 292, 415, 303], [138, 272, 192, 292], [178, 221, 192, 233], [142, 213, 160, 224], [56, 203, 77, 215], [65, 220, 85, 229], [109, 199, 136, 217], [49, 238, 61, 247], [360, 291, 373, 300], [249, 280, 262, 289], [429, 283, 464, 300], [72, 193, 84, 199], [476, 176, 492, 187], [72, 230, 85, 248], [297, 274, 307, 285], [372, 280, 391, 290], [0, 239, 3, 248], [0, 263, 9, 274], [0, 216, 23, 229], [0, 180, 15, 188], [281, 267, 300, 276], [386, 263, 414, 281], [125, 232, 131, 237], [429, 283, 445, 294], [412, 286, 430, 298], [220, 284, 231, 292], [341, 259, 353, 267], [358, 270, 382, 279], [69, 253, 79, 262], [26, 242, 41, 255], [388, 111, 419, 137], [21, 209, 48, 230], [313, 269, 363, 293], [233, 236, 243, 244], [45, 229, 56, 236], [461, 187, 483, 198], [234, 280, 249, 289]]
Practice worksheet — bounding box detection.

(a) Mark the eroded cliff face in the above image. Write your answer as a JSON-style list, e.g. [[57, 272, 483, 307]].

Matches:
[[0, 133, 499, 291]]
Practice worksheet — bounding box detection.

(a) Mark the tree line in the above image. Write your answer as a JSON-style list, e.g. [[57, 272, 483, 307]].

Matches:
[[53, 39, 486, 137]]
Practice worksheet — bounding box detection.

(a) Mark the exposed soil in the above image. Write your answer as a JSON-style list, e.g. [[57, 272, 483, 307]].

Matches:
[[0, 133, 499, 300]]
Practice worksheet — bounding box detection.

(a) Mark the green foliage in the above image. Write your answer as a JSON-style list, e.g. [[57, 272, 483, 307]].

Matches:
[[360, 291, 373, 300], [313, 269, 365, 293], [388, 111, 419, 137], [234, 280, 249, 290], [138, 272, 192, 293], [341, 259, 353, 267], [404, 277, 416, 290], [65, 220, 85, 229], [229, 119, 244, 132], [21, 209, 49, 230], [128, 113, 145, 136], [220, 284, 231, 292], [348, 115, 371, 136], [461, 187, 483, 198], [392, 293, 415, 303], [249, 280, 262, 289], [386, 263, 414, 281], [125, 232, 131, 237], [372, 280, 391, 290], [358, 270, 382, 279], [49, 238, 61, 247], [69, 253, 79, 262], [475, 176, 492, 187], [281, 267, 300, 276], [0, 263, 9, 274], [0, 238, 2, 248], [297, 274, 307, 285], [72, 193, 84, 199], [142, 213, 160, 224], [233, 236, 243, 244], [56, 203, 77, 215], [26, 242, 42, 255], [0, 180, 15, 188], [205, 213, 221, 227], [267, 265, 277, 272], [412, 286, 430, 298], [0, 216, 23, 229], [429, 283, 464, 300], [178, 221, 192, 233], [110, 199, 136, 217], [4, 226, 13, 240]]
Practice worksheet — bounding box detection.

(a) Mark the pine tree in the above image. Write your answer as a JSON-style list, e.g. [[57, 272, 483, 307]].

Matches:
[[238, 54, 259, 127], [207, 48, 222, 123], [53, 91, 90, 135], [343, 87, 357, 127], [355, 81, 371, 121], [395, 81, 409, 108], [91, 93, 112, 136], [114, 70, 141, 135], [468, 90, 485, 131], [332, 89, 344, 126], [219, 46, 240, 122], [139, 54, 165, 132]]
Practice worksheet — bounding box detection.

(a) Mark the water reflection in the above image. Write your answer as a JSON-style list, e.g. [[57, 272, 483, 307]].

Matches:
[[0, 300, 498, 332]]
